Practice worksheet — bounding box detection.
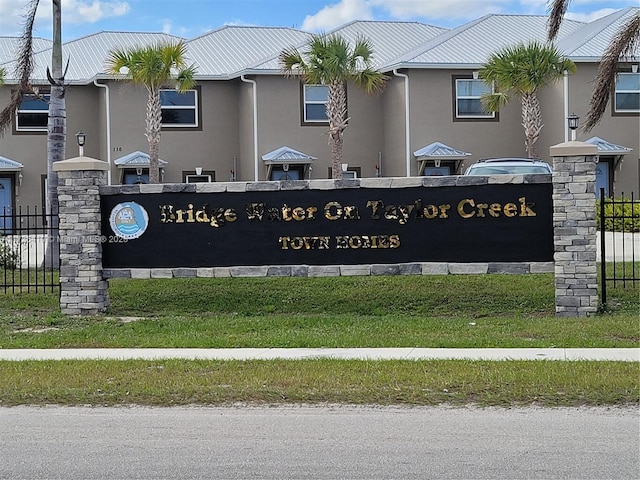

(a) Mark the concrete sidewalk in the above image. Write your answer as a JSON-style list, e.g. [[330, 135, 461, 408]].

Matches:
[[1, 348, 638, 361]]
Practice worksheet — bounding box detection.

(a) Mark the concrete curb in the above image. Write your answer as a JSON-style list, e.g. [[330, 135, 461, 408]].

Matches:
[[1, 348, 638, 361]]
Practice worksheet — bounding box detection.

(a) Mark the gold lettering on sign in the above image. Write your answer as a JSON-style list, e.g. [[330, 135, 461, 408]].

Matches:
[[458, 197, 536, 218], [335, 235, 400, 249], [519, 197, 536, 217], [279, 236, 331, 250]]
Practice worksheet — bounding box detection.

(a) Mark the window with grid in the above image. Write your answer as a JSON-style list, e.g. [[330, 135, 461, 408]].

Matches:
[[614, 72, 640, 113], [303, 84, 329, 123], [160, 89, 198, 127], [455, 79, 494, 119], [16, 93, 50, 131]]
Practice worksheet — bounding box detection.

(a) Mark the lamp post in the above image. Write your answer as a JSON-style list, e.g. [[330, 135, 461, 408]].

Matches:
[[75, 131, 86, 157], [567, 113, 579, 141]]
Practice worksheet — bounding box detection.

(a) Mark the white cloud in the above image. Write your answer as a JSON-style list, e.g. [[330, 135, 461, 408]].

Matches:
[[0, 0, 130, 36], [370, 0, 516, 21], [301, 0, 373, 32], [63, 0, 130, 25], [565, 8, 619, 22]]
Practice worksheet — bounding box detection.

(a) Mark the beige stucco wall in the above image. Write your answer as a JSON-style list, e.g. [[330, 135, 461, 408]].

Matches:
[[568, 63, 639, 196], [253, 75, 385, 180], [0, 60, 638, 210]]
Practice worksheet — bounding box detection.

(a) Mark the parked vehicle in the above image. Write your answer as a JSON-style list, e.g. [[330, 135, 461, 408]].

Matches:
[[464, 158, 552, 175]]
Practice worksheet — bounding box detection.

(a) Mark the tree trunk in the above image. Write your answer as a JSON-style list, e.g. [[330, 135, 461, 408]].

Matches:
[[521, 92, 542, 159], [44, 0, 64, 270], [327, 80, 347, 179], [146, 87, 162, 183]]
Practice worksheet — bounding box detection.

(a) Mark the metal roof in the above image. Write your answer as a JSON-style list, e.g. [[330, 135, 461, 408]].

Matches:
[[585, 136, 633, 155], [0, 37, 52, 65], [114, 151, 168, 167], [392, 14, 584, 67], [413, 142, 471, 159], [0, 156, 24, 170], [251, 21, 447, 72], [0, 9, 635, 83], [262, 146, 316, 162], [558, 7, 639, 60], [325, 21, 447, 70], [187, 26, 310, 77], [3, 32, 183, 83]]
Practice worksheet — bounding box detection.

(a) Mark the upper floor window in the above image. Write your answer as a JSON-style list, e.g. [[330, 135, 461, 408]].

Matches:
[[303, 84, 329, 123], [16, 93, 49, 131], [615, 72, 640, 113], [161, 89, 198, 127], [454, 78, 495, 119]]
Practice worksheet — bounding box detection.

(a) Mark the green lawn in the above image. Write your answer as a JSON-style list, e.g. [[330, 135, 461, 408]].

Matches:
[[0, 274, 638, 349], [0, 274, 637, 407]]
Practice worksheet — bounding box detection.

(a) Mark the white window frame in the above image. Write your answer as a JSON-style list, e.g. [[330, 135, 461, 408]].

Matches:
[[303, 84, 329, 123], [16, 93, 50, 131], [614, 72, 640, 113], [160, 89, 198, 127], [455, 79, 494, 119]]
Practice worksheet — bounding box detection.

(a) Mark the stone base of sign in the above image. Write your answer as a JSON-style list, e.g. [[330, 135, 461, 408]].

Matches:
[[54, 156, 110, 315], [103, 261, 554, 279], [551, 141, 599, 317]]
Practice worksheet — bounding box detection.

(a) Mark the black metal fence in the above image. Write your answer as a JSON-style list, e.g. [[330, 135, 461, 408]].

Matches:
[[1, 206, 59, 293], [599, 190, 639, 305]]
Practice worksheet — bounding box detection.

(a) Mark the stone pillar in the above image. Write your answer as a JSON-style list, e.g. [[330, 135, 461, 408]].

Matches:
[[54, 156, 110, 315], [550, 141, 599, 317]]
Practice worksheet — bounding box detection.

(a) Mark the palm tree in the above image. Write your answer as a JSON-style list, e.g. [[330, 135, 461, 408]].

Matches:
[[280, 34, 387, 179], [480, 41, 576, 158], [0, 0, 65, 268], [0, 67, 5, 86], [106, 42, 196, 183], [548, 1, 639, 131]]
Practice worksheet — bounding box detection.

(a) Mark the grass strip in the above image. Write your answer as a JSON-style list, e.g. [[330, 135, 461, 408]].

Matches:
[[1, 314, 639, 349], [1, 359, 637, 407], [1, 275, 638, 349]]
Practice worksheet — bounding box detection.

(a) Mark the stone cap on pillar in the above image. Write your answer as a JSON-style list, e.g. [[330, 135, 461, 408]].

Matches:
[[549, 140, 598, 158], [53, 155, 109, 171]]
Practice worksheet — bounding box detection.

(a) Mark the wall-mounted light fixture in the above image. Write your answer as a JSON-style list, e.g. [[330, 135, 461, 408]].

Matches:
[[434, 159, 442, 168], [195, 167, 203, 176], [472, 71, 479, 80], [567, 113, 579, 141], [632, 64, 638, 73], [342, 163, 348, 173], [18, 172, 23, 187], [75, 130, 86, 156]]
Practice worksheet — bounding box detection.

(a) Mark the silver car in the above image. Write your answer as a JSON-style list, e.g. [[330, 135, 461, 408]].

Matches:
[[464, 158, 552, 175]]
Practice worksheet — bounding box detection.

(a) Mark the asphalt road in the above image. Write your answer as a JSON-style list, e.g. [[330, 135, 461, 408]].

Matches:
[[1, 405, 638, 479]]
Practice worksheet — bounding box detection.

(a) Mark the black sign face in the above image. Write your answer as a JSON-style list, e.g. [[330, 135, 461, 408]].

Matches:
[[100, 183, 553, 268]]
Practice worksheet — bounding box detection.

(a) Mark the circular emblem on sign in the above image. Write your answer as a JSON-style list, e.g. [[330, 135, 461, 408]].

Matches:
[[109, 202, 149, 240]]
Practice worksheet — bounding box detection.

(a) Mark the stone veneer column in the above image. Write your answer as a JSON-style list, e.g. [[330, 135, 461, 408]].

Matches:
[[550, 141, 599, 317], [54, 156, 110, 315]]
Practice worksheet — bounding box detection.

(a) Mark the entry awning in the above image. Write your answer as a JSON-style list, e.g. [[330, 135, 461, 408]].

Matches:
[[413, 142, 471, 175], [584, 136, 632, 171], [0, 156, 24, 172], [114, 151, 168, 168], [262, 146, 316, 163], [262, 146, 316, 179]]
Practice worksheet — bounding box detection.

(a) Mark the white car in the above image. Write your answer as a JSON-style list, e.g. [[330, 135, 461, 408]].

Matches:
[[464, 158, 552, 175]]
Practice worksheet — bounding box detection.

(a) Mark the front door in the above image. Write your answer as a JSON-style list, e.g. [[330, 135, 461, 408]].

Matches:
[[595, 161, 610, 198], [0, 176, 13, 233]]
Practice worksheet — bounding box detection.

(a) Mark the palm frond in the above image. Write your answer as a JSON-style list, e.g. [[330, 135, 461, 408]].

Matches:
[[0, 0, 39, 136], [547, 0, 571, 42], [584, 12, 640, 131]]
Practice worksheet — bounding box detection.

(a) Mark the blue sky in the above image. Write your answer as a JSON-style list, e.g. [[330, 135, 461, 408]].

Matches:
[[0, 0, 634, 41]]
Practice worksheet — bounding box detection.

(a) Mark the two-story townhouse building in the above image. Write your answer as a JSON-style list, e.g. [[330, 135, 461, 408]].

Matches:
[[0, 7, 637, 220]]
